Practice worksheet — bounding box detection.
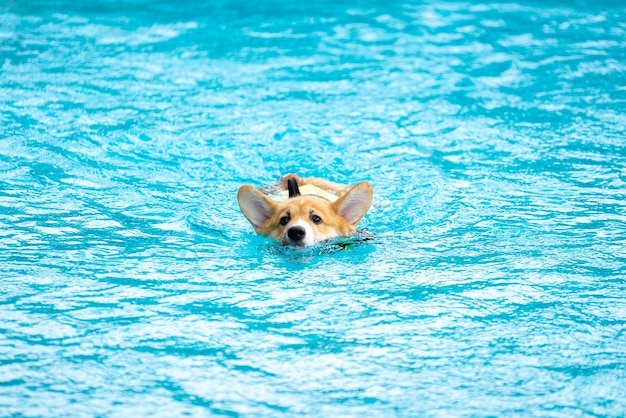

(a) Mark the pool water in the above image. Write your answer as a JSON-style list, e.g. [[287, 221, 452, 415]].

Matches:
[[2, 0, 626, 416]]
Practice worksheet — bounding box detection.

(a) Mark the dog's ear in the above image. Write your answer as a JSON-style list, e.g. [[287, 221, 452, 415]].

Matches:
[[237, 185, 276, 228], [332, 182, 373, 226]]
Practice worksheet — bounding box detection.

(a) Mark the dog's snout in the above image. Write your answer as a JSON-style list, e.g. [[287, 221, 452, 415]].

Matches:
[[287, 225, 306, 241]]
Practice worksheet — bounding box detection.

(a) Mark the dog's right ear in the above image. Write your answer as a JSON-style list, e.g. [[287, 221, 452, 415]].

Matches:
[[237, 185, 276, 229]]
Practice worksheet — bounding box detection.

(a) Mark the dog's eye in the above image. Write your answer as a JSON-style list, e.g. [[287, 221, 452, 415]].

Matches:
[[279, 216, 290, 226], [311, 214, 322, 224]]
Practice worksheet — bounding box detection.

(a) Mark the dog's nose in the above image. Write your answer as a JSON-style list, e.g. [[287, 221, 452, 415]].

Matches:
[[287, 225, 306, 241]]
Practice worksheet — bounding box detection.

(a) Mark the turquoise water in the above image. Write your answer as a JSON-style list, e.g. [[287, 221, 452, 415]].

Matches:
[[2, 0, 626, 416]]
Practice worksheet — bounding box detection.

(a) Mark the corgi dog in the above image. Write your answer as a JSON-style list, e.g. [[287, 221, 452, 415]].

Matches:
[[237, 174, 373, 246]]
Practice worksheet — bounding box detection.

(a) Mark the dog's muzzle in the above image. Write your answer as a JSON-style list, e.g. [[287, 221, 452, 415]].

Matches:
[[287, 225, 306, 243]]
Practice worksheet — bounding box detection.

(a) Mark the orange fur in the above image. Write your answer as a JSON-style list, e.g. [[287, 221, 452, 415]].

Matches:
[[238, 174, 373, 246]]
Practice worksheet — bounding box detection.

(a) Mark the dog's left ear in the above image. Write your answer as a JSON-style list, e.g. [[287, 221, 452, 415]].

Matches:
[[333, 182, 373, 226], [237, 185, 276, 229]]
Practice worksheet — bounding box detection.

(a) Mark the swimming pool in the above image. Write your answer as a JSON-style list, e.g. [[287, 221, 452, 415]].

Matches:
[[2, 0, 625, 415]]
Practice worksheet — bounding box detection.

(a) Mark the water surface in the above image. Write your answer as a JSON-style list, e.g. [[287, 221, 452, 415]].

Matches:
[[1, 0, 626, 416]]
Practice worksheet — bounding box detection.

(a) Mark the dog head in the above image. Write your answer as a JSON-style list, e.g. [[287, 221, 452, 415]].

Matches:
[[237, 182, 373, 246]]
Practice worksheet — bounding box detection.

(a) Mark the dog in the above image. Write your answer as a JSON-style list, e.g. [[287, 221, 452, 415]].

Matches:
[[237, 174, 373, 246]]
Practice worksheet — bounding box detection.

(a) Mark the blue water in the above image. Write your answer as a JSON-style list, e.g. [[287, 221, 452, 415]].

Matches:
[[2, 0, 626, 416]]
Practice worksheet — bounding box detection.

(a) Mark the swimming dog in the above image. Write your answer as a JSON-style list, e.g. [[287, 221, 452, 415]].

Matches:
[[237, 174, 373, 246]]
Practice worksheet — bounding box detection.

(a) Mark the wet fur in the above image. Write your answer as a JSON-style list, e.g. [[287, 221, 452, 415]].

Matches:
[[237, 174, 373, 246]]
